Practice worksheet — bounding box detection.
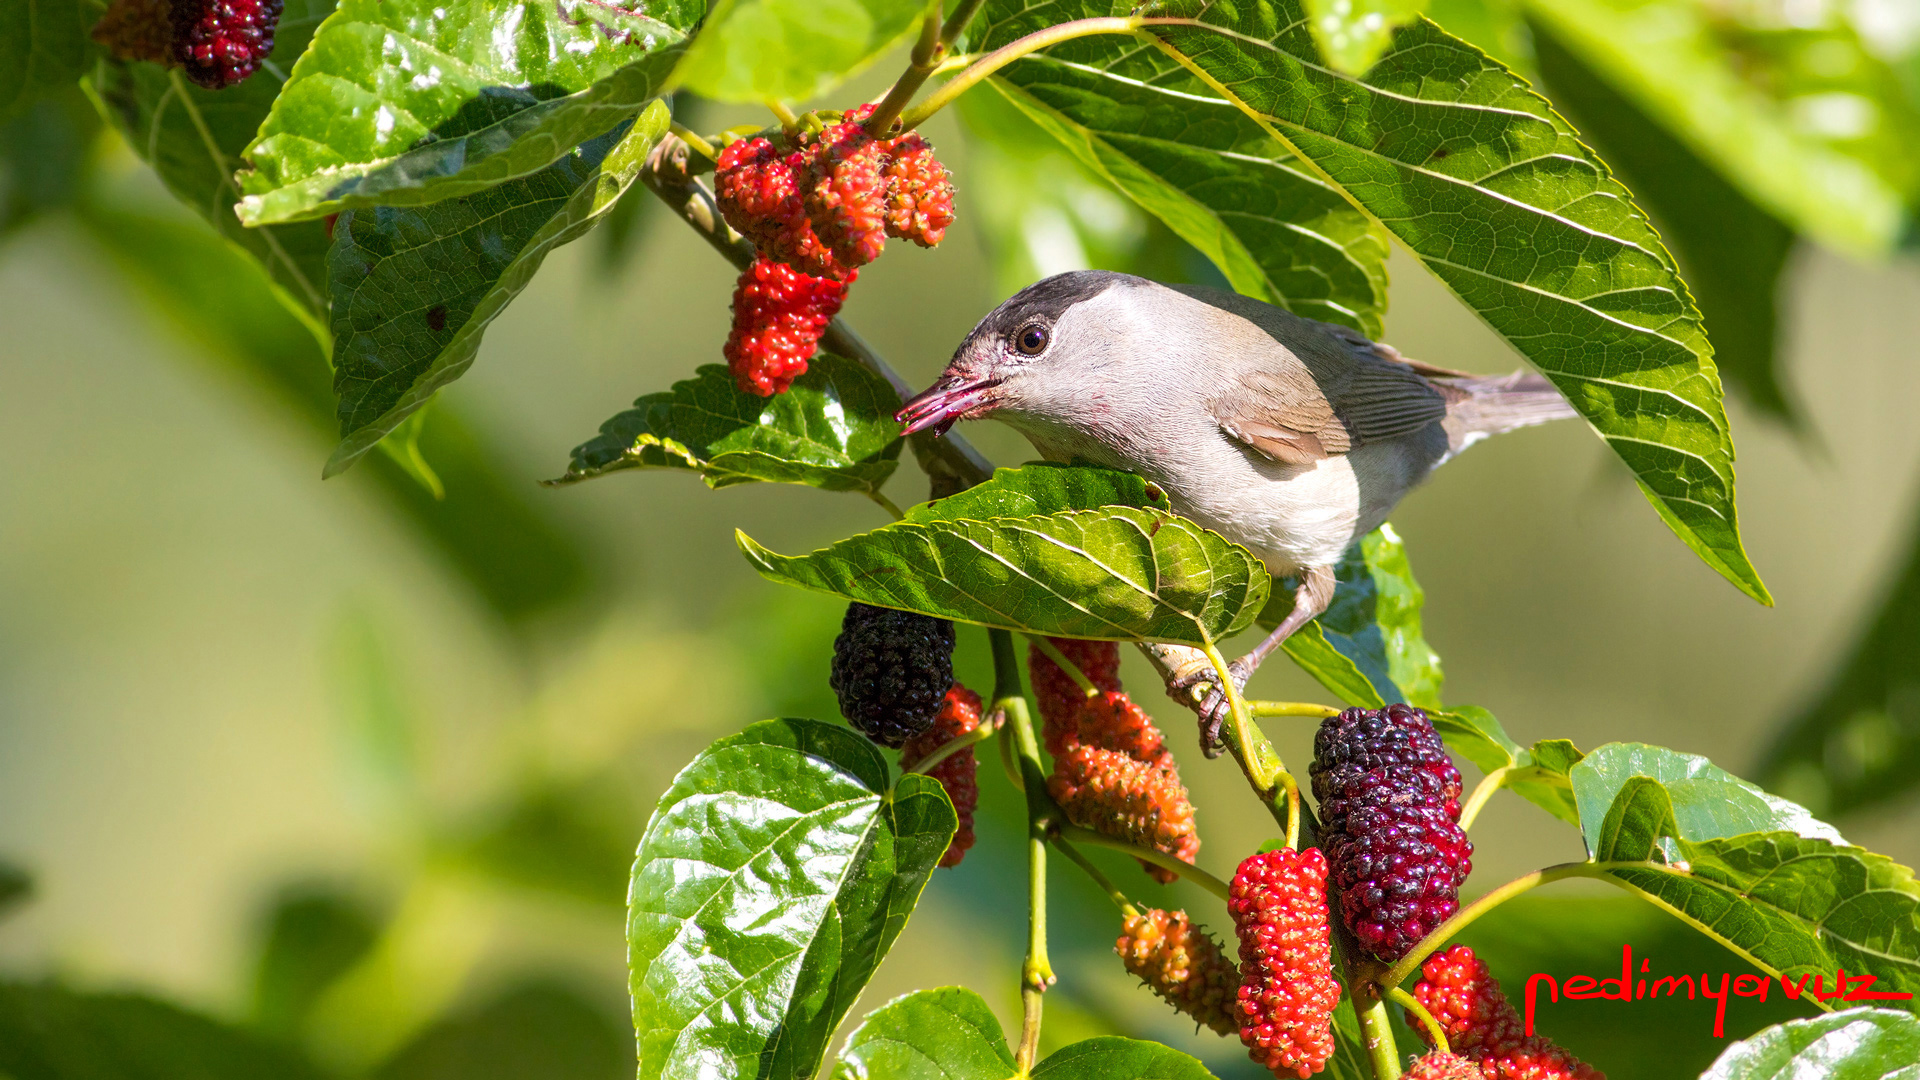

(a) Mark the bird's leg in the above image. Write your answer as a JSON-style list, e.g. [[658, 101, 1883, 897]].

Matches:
[[1144, 565, 1337, 756]]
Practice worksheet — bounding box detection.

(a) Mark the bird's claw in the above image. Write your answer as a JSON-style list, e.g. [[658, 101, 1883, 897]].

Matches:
[[1164, 659, 1252, 759]]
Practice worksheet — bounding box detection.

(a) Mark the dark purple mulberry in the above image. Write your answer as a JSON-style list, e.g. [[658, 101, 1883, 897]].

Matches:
[[1309, 703, 1472, 962], [829, 602, 955, 748], [171, 0, 283, 89]]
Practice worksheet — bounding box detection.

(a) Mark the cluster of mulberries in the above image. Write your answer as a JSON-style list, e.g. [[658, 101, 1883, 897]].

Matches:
[[1229, 848, 1340, 1079], [1411, 946, 1604, 1080], [1310, 704, 1472, 962], [1406, 1053, 1486, 1080], [899, 685, 982, 868], [712, 106, 954, 395], [92, 0, 283, 87], [1115, 908, 1239, 1036], [721, 258, 853, 396], [1032, 639, 1199, 882], [829, 602, 955, 749]]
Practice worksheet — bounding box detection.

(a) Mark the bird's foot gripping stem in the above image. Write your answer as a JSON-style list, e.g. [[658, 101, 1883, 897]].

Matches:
[[1140, 565, 1337, 758]]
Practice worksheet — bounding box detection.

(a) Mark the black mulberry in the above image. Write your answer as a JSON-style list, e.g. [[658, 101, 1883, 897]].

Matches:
[[1309, 703, 1472, 962], [171, 0, 284, 89], [829, 602, 954, 748]]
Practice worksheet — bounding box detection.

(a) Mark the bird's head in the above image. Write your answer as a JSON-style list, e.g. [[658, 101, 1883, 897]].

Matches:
[[896, 270, 1136, 438]]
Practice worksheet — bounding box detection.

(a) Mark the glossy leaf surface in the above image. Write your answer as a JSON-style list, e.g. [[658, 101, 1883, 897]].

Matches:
[[87, 0, 338, 319], [905, 463, 1166, 523], [555, 357, 904, 494], [832, 987, 1015, 1080], [1531, 24, 1799, 425], [629, 719, 953, 1080], [740, 506, 1270, 645], [1575, 749, 1918, 1005], [1097, 0, 1770, 603], [1429, 706, 1582, 826], [326, 103, 669, 475], [1030, 1037, 1217, 1080], [1261, 525, 1441, 709], [673, 0, 927, 103], [975, 5, 1389, 336], [237, 0, 698, 225], [1702, 1008, 1920, 1080]]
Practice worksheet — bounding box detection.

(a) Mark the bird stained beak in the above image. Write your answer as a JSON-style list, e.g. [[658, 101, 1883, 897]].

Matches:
[[896, 374, 1000, 437]]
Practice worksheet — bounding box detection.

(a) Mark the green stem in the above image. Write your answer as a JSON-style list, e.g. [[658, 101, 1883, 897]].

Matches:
[[1026, 635, 1098, 698], [669, 122, 715, 160], [865, 4, 947, 135], [1250, 700, 1342, 718], [939, 0, 988, 45], [764, 99, 798, 128], [868, 489, 906, 521], [990, 627, 1054, 1077], [1196, 634, 1287, 806], [1387, 986, 1449, 1055], [1359, 996, 1402, 1080], [1457, 766, 1509, 833], [1053, 835, 1135, 914], [897, 16, 1148, 130], [1380, 862, 1604, 990], [904, 720, 997, 774], [1055, 824, 1232, 902]]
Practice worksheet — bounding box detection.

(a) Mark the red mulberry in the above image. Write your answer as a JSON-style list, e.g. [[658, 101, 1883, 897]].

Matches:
[[1310, 704, 1472, 962], [828, 602, 954, 748], [171, 0, 283, 88], [1116, 908, 1238, 1036], [1411, 946, 1604, 1080], [1049, 745, 1198, 882], [722, 257, 850, 396], [881, 132, 955, 248], [1407, 1053, 1486, 1080], [1030, 638, 1121, 755], [797, 116, 889, 270], [1229, 848, 1340, 1079], [900, 684, 981, 867], [713, 138, 845, 280]]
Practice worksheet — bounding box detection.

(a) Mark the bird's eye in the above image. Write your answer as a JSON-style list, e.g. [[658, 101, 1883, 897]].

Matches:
[[1014, 324, 1049, 356]]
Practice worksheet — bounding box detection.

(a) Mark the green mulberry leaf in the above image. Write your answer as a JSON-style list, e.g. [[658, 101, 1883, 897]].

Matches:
[[629, 719, 954, 1080], [672, 0, 928, 104], [1702, 1009, 1920, 1079], [553, 356, 904, 495], [236, 0, 699, 226], [325, 103, 669, 475], [832, 987, 1015, 1080]]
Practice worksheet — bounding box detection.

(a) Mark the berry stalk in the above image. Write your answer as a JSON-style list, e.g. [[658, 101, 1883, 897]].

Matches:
[[1378, 862, 1608, 991], [991, 627, 1054, 1073]]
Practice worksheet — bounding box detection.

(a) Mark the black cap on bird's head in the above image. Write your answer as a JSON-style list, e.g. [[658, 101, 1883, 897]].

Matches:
[[896, 270, 1131, 437]]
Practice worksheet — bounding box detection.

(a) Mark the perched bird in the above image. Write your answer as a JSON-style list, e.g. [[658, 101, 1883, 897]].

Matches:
[[897, 270, 1577, 749]]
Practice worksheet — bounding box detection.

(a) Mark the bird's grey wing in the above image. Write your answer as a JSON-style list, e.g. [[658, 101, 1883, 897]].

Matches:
[[1209, 321, 1453, 465]]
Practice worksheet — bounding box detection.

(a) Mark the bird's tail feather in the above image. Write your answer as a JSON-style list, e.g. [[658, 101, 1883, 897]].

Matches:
[[1434, 370, 1579, 460]]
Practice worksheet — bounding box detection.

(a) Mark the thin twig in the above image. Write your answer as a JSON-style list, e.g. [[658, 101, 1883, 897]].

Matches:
[[1055, 824, 1231, 902], [1026, 635, 1099, 698], [1387, 987, 1450, 1056], [1052, 835, 1135, 914], [1250, 699, 1342, 718], [1379, 862, 1605, 990], [904, 718, 998, 774], [897, 16, 1150, 131], [1457, 766, 1509, 833]]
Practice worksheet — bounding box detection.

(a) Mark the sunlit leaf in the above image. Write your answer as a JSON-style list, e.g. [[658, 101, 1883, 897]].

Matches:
[[86, 0, 338, 320], [1303, 0, 1427, 76], [0, 0, 93, 121], [1030, 1037, 1217, 1080], [974, 5, 1389, 336], [1532, 24, 1800, 425], [832, 987, 1015, 1080], [1702, 1008, 1920, 1080], [629, 719, 954, 1080], [236, 0, 699, 226], [1260, 525, 1440, 708], [1522, 0, 1911, 258], [325, 103, 670, 476], [1427, 706, 1581, 825], [740, 506, 1269, 645], [672, 0, 928, 103], [554, 357, 904, 494], [1083, 0, 1772, 604], [1572, 747, 1918, 1007], [904, 463, 1166, 522]]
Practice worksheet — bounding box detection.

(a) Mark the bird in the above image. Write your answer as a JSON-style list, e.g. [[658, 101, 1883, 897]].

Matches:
[[896, 270, 1578, 751]]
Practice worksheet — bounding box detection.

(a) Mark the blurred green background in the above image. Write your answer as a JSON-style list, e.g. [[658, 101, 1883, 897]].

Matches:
[[4, 4, 1920, 1078]]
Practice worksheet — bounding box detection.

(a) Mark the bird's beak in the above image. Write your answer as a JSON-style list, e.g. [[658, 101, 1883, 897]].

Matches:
[[896, 372, 1001, 437]]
